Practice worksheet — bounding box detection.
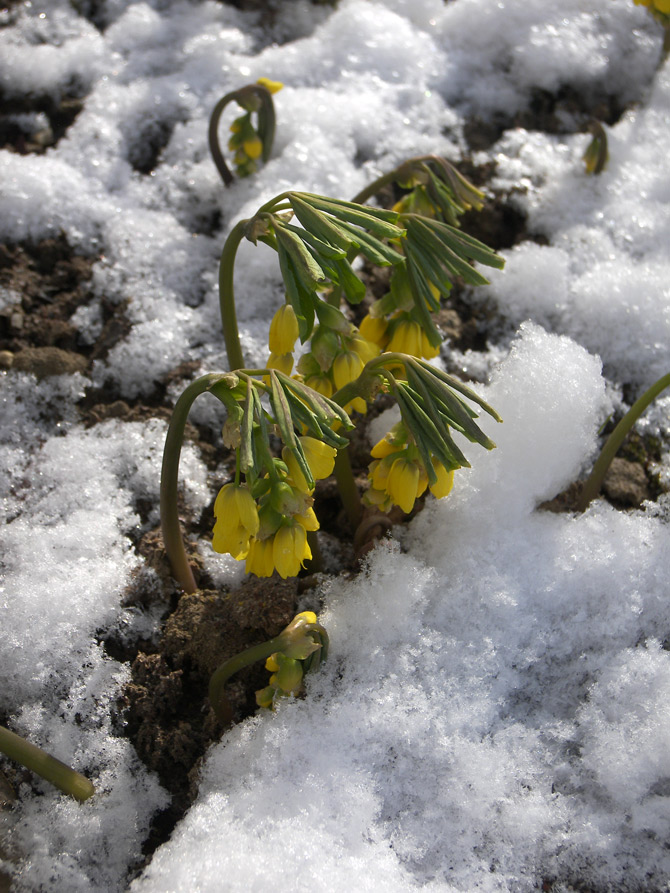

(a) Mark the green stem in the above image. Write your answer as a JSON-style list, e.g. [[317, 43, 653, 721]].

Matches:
[[350, 154, 435, 205], [209, 634, 287, 723], [208, 91, 236, 187], [333, 446, 362, 528], [305, 529, 324, 573], [0, 724, 94, 802], [161, 373, 231, 593], [219, 220, 249, 370], [577, 372, 670, 511], [208, 84, 276, 187]]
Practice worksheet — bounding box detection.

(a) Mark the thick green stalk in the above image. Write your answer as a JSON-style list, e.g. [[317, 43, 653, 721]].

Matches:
[[578, 372, 670, 511], [329, 359, 392, 528], [333, 446, 362, 528], [208, 91, 236, 186], [0, 724, 94, 802], [219, 219, 249, 370], [209, 635, 287, 723], [161, 373, 229, 593]]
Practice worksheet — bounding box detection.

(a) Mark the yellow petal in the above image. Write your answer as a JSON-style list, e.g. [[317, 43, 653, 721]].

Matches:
[[429, 461, 455, 499], [256, 77, 283, 94], [386, 457, 420, 514]]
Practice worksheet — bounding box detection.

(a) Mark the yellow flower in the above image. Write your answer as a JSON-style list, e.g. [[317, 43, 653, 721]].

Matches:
[[429, 460, 455, 499], [359, 314, 389, 349], [300, 436, 337, 479], [305, 373, 334, 398], [282, 437, 336, 494], [257, 77, 284, 94], [212, 483, 260, 558], [267, 351, 294, 375], [243, 136, 263, 160], [294, 506, 319, 531], [344, 397, 367, 415], [332, 349, 365, 389], [386, 317, 439, 359], [245, 536, 276, 577], [269, 304, 300, 354], [386, 457, 421, 514], [272, 522, 312, 579], [348, 333, 380, 364]]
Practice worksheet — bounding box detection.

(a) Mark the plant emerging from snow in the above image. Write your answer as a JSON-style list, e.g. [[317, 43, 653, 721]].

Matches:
[[208, 78, 282, 185], [161, 153, 504, 594]]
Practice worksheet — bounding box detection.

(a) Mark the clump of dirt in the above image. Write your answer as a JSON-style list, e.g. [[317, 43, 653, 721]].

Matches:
[[120, 577, 300, 869], [541, 430, 666, 514]]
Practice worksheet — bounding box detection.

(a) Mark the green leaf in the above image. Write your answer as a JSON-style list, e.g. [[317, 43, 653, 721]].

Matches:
[[334, 219, 406, 266], [414, 359, 503, 423], [276, 240, 316, 342], [289, 194, 358, 253], [322, 256, 367, 304], [269, 371, 297, 450], [280, 222, 348, 261], [427, 218, 505, 270], [300, 194, 405, 240], [240, 380, 256, 473], [275, 224, 328, 291], [405, 259, 442, 348], [402, 243, 446, 309], [314, 300, 351, 333]]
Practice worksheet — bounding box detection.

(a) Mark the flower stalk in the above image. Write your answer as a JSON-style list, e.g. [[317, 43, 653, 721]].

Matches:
[[209, 612, 328, 723], [0, 724, 94, 802]]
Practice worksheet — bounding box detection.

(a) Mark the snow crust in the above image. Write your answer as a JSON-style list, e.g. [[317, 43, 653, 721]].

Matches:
[[1, 0, 669, 890]]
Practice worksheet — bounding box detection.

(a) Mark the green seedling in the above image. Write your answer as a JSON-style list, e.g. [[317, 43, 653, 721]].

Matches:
[[209, 77, 282, 185]]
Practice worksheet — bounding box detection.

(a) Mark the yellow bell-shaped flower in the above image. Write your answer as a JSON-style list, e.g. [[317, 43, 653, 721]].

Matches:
[[212, 483, 259, 558], [269, 304, 299, 355]]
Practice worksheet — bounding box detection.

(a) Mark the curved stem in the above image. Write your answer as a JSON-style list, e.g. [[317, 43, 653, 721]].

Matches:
[[161, 373, 231, 593], [0, 724, 94, 802], [208, 91, 237, 187], [208, 84, 276, 187], [209, 634, 287, 724], [219, 220, 249, 370], [350, 154, 435, 205], [577, 372, 670, 511]]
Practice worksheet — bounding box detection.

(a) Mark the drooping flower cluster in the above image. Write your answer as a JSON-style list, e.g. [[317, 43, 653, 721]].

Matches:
[[364, 420, 455, 515], [213, 435, 337, 578], [296, 319, 380, 414], [227, 77, 283, 178], [255, 611, 329, 708]]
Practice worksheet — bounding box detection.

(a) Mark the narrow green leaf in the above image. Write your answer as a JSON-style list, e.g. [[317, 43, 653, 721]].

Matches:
[[427, 218, 505, 270], [269, 371, 297, 449], [405, 259, 442, 348], [335, 219, 405, 266], [275, 224, 328, 291], [289, 194, 357, 252], [403, 240, 451, 308], [301, 194, 405, 241], [240, 378, 256, 473], [415, 359, 503, 423], [322, 256, 367, 304], [281, 222, 348, 260]]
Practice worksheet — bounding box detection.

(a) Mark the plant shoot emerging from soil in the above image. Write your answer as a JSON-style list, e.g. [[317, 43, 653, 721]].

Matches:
[[208, 78, 282, 186]]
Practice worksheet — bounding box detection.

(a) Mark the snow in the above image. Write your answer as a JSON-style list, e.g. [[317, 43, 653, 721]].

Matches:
[[1, 0, 669, 890]]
